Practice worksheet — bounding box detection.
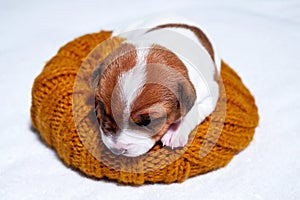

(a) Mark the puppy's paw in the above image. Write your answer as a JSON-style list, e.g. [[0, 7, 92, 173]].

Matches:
[[161, 120, 188, 148]]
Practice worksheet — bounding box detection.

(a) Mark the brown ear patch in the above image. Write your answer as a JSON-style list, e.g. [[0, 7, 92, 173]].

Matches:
[[91, 62, 105, 89], [177, 81, 197, 115]]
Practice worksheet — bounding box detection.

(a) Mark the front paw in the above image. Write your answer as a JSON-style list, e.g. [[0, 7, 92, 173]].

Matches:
[[161, 128, 188, 149]]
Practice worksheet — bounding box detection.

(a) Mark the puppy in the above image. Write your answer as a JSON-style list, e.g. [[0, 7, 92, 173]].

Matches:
[[92, 16, 221, 157]]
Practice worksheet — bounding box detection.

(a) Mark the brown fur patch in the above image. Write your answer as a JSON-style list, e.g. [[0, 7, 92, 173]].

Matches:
[[94, 43, 137, 134]]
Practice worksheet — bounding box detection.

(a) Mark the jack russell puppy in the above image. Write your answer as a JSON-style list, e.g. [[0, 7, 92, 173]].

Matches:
[[92, 16, 221, 157]]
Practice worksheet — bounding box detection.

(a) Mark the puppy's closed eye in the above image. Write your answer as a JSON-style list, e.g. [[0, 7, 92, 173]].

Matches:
[[135, 114, 151, 126], [133, 114, 166, 133]]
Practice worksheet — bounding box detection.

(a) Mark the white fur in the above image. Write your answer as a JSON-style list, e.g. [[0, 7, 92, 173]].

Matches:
[[114, 14, 221, 71], [118, 47, 149, 127], [100, 128, 155, 157]]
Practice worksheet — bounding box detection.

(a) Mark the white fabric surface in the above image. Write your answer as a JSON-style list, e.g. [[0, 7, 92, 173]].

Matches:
[[0, 0, 299, 199]]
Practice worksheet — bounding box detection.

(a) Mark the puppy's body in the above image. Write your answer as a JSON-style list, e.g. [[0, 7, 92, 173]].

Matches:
[[93, 16, 221, 157]]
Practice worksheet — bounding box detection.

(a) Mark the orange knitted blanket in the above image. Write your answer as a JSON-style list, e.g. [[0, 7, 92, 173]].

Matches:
[[31, 31, 259, 185]]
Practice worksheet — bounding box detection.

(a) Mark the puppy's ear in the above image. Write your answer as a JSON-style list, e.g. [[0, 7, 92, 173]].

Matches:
[[91, 62, 104, 89], [177, 81, 196, 116]]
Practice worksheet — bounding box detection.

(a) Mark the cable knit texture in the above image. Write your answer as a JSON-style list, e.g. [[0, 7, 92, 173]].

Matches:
[[31, 31, 259, 185]]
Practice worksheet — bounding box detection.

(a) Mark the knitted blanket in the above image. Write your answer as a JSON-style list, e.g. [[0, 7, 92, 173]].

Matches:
[[31, 31, 259, 185]]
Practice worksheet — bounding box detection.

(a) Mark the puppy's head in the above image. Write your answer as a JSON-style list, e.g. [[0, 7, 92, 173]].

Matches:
[[92, 43, 196, 157]]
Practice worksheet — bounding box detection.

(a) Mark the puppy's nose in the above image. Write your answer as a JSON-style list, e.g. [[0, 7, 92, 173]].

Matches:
[[110, 147, 127, 155]]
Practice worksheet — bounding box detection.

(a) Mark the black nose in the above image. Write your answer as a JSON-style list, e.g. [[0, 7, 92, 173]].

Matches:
[[110, 148, 127, 155]]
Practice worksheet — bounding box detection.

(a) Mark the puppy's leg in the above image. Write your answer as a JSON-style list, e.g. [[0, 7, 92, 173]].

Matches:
[[161, 119, 188, 148]]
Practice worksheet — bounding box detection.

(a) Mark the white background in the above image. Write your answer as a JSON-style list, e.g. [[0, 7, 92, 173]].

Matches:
[[0, 0, 299, 199]]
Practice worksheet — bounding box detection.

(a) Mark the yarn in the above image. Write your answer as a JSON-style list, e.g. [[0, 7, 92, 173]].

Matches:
[[31, 31, 259, 185]]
